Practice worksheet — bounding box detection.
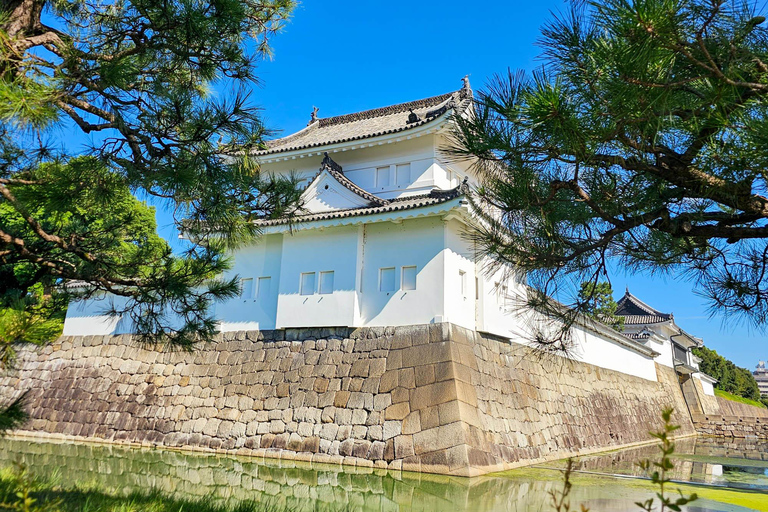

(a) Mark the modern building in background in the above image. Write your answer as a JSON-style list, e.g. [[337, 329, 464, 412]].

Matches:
[[755, 361, 768, 397]]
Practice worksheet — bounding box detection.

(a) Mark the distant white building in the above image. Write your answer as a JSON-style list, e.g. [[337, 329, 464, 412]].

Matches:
[[616, 290, 717, 396], [65, 79, 679, 382], [754, 362, 768, 397]]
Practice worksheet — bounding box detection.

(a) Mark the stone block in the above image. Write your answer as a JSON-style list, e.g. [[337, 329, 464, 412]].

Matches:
[[379, 371, 398, 393], [385, 402, 410, 421], [319, 423, 339, 441], [415, 365, 436, 387], [391, 387, 409, 404], [402, 411, 421, 435], [313, 378, 329, 393], [410, 381, 458, 411], [347, 392, 366, 409], [373, 394, 391, 411], [367, 425, 383, 441], [399, 368, 416, 389], [420, 406, 440, 430], [383, 420, 402, 440], [351, 409, 368, 425], [350, 360, 370, 378]]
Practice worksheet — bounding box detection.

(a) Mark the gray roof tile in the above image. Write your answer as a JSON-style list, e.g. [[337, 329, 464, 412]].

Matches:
[[257, 85, 472, 155], [255, 180, 468, 227]]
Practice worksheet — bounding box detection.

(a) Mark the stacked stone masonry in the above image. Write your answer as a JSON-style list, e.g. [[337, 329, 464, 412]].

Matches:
[[0, 322, 721, 476]]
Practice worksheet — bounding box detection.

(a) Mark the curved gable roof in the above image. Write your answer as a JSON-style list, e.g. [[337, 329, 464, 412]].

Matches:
[[616, 290, 673, 325]]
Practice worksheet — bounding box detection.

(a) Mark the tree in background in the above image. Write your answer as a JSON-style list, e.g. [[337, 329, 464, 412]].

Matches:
[[451, 0, 768, 351], [577, 281, 624, 331], [0, 0, 302, 430], [692, 346, 761, 401]]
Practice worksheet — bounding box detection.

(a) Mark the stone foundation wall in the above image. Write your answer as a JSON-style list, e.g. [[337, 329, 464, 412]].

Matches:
[[714, 396, 768, 418], [692, 414, 768, 438], [0, 323, 696, 476], [447, 327, 695, 473]]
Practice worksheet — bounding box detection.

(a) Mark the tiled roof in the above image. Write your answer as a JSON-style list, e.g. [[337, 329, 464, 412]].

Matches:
[[255, 180, 469, 227], [615, 290, 673, 325], [257, 82, 473, 155]]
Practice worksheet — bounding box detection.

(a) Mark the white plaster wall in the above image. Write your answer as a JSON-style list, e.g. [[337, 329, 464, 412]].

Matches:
[[619, 325, 676, 369], [63, 292, 134, 336], [474, 262, 522, 337], [443, 219, 476, 331], [473, 265, 658, 381], [359, 217, 445, 326], [218, 234, 283, 331], [695, 374, 716, 396], [276, 226, 359, 328], [568, 326, 658, 381]]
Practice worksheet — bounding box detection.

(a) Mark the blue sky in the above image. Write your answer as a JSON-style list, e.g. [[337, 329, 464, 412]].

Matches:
[[93, 1, 768, 369]]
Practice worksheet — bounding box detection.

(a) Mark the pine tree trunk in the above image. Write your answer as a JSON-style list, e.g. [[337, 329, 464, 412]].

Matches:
[[1, 0, 45, 39]]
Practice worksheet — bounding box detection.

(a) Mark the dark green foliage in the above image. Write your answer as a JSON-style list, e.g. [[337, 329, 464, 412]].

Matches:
[[577, 281, 624, 331], [1, 0, 303, 347], [692, 346, 761, 401], [450, 0, 768, 351], [0, 395, 27, 435]]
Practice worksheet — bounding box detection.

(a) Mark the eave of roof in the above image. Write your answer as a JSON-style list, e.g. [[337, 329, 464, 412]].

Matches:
[[621, 315, 673, 325], [256, 180, 469, 229]]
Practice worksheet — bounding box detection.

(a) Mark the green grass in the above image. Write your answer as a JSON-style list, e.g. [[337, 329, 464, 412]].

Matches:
[[714, 388, 767, 409]]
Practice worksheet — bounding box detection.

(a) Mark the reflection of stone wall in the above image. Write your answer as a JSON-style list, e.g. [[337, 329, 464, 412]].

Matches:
[[694, 435, 768, 461], [0, 323, 695, 475], [0, 437, 534, 512]]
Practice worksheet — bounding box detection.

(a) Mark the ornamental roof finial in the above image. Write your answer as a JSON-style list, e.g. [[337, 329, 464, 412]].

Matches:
[[308, 106, 319, 126], [460, 75, 472, 99]]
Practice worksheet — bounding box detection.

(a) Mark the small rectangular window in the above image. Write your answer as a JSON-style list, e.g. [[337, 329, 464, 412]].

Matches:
[[376, 166, 390, 188], [459, 270, 467, 297], [256, 276, 271, 298], [402, 266, 416, 291], [240, 278, 254, 299], [379, 267, 396, 292], [396, 163, 410, 186], [319, 271, 334, 294], [300, 272, 316, 295]]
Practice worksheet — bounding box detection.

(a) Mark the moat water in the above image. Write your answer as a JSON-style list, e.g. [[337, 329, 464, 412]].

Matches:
[[0, 436, 766, 511]]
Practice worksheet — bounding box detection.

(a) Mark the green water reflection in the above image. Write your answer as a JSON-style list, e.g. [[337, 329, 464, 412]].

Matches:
[[0, 437, 764, 512], [540, 437, 768, 491]]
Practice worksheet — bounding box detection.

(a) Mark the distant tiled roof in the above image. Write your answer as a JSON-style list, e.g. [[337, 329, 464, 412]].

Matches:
[[255, 180, 468, 227], [256, 82, 473, 155], [615, 290, 673, 325]]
